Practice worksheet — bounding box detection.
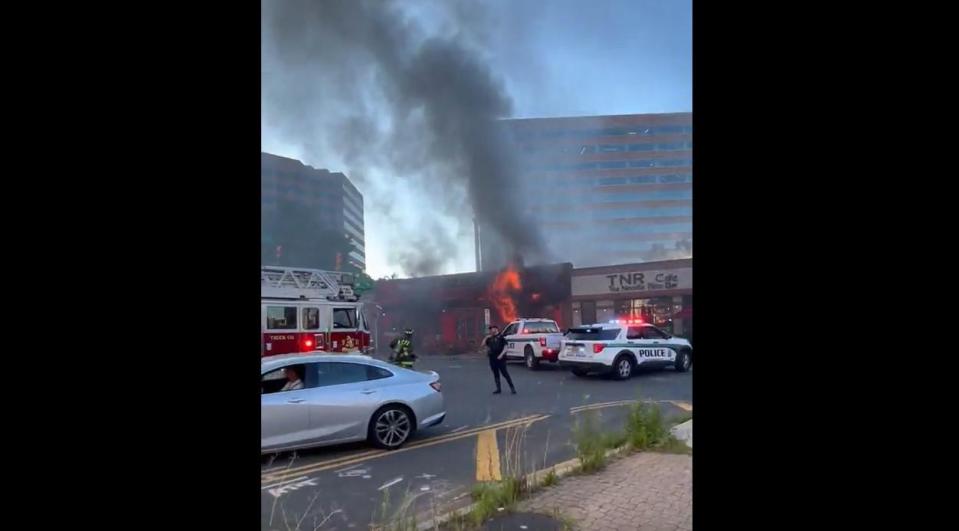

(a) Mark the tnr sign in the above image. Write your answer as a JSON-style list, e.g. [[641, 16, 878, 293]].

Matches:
[[572, 267, 692, 297]]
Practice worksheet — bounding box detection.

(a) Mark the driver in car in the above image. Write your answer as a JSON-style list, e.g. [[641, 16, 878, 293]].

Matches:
[[281, 365, 305, 391]]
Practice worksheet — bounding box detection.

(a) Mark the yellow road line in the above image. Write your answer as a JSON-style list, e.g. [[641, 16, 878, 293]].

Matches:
[[262, 414, 549, 485], [570, 399, 693, 415], [569, 400, 637, 414], [475, 430, 502, 482]]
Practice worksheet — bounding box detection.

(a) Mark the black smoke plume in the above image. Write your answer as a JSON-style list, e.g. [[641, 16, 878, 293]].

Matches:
[[262, 0, 546, 276]]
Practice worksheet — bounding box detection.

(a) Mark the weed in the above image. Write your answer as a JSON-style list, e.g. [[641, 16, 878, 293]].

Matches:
[[624, 401, 670, 451], [652, 434, 692, 455], [469, 477, 522, 526], [573, 411, 612, 472], [373, 485, 420, 531], [542, 469, 558, 487]]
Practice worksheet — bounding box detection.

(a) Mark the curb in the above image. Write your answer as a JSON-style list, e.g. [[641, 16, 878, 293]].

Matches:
[[669, 419, 693, 448], [413, 446, 632, 530]]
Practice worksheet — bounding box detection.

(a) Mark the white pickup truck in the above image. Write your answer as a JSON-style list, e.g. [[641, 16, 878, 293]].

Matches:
[[501, 318, 564, 370]]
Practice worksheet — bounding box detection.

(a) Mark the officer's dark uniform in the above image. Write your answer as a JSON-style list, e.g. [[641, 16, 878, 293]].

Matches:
[[485, 330, 516, 394]]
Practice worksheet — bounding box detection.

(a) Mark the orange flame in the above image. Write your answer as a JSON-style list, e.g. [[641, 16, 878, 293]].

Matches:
[[489, 264, 522, 324]]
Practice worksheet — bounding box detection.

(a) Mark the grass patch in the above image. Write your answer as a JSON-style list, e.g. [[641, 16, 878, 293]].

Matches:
[[468, 477, 523, 526], [372, 486, 419, 531], [652, 434, 692, 455], [572, 411, 625, 473], [541, 469, 558, 487], [624, 401, 671, 451]]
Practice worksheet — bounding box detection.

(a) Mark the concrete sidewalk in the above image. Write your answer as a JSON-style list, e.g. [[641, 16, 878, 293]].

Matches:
[[520, 452, 692, 531]]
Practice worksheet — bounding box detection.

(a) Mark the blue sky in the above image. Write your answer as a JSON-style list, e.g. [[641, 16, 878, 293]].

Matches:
[[261, 0, 691, 278]]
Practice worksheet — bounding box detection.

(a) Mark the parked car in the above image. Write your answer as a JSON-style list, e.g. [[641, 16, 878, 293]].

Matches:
[[501, 318, 564, 370]]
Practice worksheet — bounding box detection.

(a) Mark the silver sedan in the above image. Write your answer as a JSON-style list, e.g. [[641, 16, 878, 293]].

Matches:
[[261, 354, 446, 454]]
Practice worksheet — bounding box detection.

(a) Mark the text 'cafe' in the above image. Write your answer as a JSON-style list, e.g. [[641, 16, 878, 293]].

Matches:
[[570, 259, 692, 341]]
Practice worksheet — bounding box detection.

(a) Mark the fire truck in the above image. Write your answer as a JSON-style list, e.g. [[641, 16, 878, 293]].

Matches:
[[261, 266, 372, 357]]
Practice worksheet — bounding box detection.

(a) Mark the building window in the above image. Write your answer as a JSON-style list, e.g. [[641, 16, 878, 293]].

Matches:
[[598, 177, 627, 185], [614, 298, 674, 332], [601, 161, 627, 169]]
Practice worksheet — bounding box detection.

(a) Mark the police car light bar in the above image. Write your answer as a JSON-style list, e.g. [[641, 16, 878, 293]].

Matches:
[[609, 319, 644, 324]]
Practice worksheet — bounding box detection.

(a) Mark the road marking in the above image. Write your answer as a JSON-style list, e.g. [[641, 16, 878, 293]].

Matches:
[[449, 425, 470, 434], [569, 400, 637, 414], [267, 477, 318, 498], [475, 430, 502, 482], [570, 399, 693, 414], [378, 476, 404, 490], [260, 475, 308, 490], [262, 414, 549, 484]]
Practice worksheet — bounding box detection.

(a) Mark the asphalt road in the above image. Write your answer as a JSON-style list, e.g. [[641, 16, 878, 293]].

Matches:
[[261, 354, 692, 530]]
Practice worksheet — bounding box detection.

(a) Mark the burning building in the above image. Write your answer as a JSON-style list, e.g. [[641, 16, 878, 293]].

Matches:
[[373, 263, 573, 355]]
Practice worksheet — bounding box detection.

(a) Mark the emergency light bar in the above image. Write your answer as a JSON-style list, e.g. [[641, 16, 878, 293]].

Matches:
[[609, 319, 644, 324]]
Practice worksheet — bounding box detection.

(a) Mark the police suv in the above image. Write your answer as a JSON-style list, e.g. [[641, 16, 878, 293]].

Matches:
[[559, 320, 692, 379]]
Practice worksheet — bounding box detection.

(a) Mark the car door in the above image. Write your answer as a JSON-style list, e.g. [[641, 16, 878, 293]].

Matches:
[[261, 366, 313, 451], [636, 325, 675, 367], [302, 361, 391, 444], [502, 323, 520, 358]]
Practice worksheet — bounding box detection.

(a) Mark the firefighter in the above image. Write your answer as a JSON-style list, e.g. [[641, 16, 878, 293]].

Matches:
[[389, 328, 417, 369]]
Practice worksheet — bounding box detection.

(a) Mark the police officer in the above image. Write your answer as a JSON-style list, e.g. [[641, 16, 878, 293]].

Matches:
[[482, 325, 516, 394], [389, 328, 417, 369]]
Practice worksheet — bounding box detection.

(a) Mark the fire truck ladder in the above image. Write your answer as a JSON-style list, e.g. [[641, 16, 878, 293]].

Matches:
[[261, 266, 356, 301]]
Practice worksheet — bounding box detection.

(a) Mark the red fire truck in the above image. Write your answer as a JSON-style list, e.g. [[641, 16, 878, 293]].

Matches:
[[261, 266, 372, 357]]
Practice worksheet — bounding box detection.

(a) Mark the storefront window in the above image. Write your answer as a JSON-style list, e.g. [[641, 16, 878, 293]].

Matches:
[[615, 297, 674, 332]]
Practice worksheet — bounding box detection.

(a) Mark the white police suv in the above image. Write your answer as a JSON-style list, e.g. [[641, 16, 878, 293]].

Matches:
[[558, 320, 692, 379]]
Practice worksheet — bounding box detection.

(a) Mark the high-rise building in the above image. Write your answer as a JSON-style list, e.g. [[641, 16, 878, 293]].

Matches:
[[261, 152, 365, 272], [478, 113, 692, 271]]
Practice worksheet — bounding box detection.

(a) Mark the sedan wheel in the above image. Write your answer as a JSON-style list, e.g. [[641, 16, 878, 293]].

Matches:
[[371, 407, 412, 449]]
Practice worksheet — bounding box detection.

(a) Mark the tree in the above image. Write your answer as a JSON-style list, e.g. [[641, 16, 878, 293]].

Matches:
[[353, 271, 375, 295]]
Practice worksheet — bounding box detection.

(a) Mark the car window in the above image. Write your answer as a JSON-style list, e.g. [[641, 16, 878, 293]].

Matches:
[[333, 308, 357, 329], [642, 326, 667, 339], [542, 322, 559, 333], [566, 328, 620, 341], [366, 365, 393, 381], [522, 322, 539, 334], [262, 368, 286, 381], [261, 364, 307, 395], [313, 362, 376, 387], [627, 326, 644, 340], [502, 323, 519, 336], [303, 307, 320, 330]]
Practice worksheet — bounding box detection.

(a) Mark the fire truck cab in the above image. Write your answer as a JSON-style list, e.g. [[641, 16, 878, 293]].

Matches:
[[261, 266, 372, 357]]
